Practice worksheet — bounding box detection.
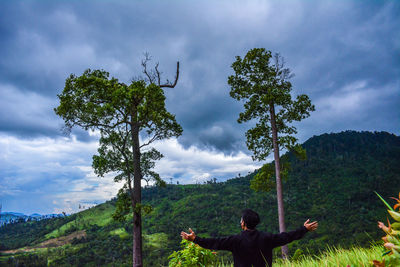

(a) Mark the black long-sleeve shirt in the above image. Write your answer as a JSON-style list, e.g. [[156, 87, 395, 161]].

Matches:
[[193, 226, 308, 267]]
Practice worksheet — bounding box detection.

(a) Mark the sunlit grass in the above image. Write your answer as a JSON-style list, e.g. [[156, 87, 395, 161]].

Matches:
[[216, 246, 383, 267], [144, 233, 169, 249], [45, 203, 114, 238], [110, 227, 130, 239]]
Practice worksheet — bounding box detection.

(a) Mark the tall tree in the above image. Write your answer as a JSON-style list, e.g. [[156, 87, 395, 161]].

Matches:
[[228, 48, 314, 258], [55, 57, 181, 267]]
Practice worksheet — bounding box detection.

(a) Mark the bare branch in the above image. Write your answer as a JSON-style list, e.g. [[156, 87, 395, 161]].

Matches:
[[273, 53, 293, 80], [141, 54, 179, 88], [74, 120, 127, 130], [141, 53, 154, 84], [155, 62, 161, 86], [159, 61, 180, 88], [139, 133, 160, 148]]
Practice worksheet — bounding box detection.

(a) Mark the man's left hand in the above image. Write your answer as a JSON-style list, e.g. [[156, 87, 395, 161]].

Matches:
[[304, 219, 318, 231]]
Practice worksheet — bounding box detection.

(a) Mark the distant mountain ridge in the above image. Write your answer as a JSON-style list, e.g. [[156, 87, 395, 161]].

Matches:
[[0, 212, 64, 226]]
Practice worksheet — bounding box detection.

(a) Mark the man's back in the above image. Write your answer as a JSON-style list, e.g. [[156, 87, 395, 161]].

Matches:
[[194, 226, 308, 267], [232, 230, 273, 267]]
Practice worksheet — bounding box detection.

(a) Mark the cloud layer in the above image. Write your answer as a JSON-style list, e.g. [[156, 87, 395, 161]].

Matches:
[[0, 134, 261, 214]]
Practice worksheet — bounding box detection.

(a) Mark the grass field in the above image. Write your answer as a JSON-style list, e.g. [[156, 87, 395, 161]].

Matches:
[[215, 246, 384, 267], [45, 202, 115, 239]]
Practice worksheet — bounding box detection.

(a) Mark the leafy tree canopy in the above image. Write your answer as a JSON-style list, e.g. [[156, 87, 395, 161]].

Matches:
[[228, 48, 315, 161]]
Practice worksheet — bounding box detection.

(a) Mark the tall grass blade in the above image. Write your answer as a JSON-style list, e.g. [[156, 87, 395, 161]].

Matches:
[[375, 191, 394, 211]]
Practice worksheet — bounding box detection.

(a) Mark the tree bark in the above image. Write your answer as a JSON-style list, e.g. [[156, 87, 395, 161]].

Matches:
[[131, 116, 143, 267], [269, 103, 288, 258]]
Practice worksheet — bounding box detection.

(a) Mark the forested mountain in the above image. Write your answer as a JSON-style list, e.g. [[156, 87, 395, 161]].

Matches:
[[0, 212, 64, 226], [1, 131, 399, 266], [0, 212, 27, 225]]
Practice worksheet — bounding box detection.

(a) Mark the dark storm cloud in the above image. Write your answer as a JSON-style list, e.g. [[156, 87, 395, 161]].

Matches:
[[0, 0, 399, 152]]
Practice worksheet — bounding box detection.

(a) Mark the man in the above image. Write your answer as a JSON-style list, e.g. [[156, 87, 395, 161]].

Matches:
[[180, 209, 318, 267]]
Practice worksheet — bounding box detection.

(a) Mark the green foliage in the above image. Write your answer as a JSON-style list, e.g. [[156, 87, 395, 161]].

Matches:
[[168, 240, 217, 267], [134, 203, 153, 215], [227, 48, 315, 161], [373, 192, 400, 266], [112, 187, 132, 222], [291, 144, 307, 161], [250, 156, 292, 192], [250, 163, 275, 192], [4, 253, 48, 267], [111, 188, 154, 222]]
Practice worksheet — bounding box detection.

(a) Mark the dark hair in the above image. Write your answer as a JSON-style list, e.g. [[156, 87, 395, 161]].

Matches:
[[241, 209, 260, 229]]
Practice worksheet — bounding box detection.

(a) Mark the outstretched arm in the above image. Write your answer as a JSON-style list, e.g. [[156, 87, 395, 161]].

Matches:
[[181, 228, 236, 251], [271, 219, 318, 248]]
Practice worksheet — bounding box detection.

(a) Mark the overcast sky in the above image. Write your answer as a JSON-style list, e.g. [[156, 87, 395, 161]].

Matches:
[[0, 0, 399, 215]]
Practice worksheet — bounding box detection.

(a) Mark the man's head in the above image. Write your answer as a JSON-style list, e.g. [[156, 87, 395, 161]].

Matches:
[[241, 209, 260, 230]]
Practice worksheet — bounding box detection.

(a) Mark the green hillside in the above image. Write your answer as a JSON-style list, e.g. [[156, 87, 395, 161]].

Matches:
[[0, 131, 399, 266]]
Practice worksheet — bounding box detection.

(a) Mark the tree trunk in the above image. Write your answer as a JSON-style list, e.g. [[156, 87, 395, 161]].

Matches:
[[269, 103, 288, 259], [131, 119, 143, 267], [127, 176, 138, 267]]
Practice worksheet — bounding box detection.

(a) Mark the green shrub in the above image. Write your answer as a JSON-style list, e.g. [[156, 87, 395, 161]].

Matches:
[[168, 240, 217, 267]]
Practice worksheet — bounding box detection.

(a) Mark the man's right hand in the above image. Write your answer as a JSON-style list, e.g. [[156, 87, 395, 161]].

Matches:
[[304, 219, 318, 231], [181, 228, 196, 241]]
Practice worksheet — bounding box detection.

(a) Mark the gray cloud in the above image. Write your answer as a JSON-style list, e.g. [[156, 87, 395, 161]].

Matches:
[[1, 1, 398, 151]]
